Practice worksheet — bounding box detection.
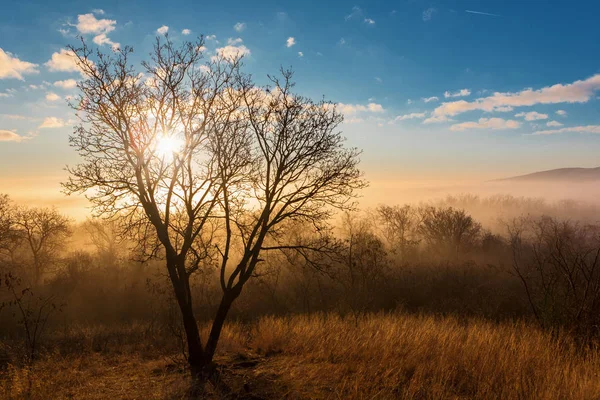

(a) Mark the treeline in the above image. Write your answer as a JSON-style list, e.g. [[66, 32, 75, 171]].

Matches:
[[2, 193, 600, 363]]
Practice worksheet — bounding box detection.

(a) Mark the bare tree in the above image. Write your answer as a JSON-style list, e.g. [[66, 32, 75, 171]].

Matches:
[[15, 207, 71, 285], [418, 206, 481, 258], [377, 204, 419, 262], [63, 36, 365, 384]]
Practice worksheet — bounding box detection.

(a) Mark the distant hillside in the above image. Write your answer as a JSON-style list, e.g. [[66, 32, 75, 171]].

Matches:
[[497, 167, 600, 182]]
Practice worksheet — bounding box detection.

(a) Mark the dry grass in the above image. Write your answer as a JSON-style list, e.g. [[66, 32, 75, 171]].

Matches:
[[2, 313, 600, 399]]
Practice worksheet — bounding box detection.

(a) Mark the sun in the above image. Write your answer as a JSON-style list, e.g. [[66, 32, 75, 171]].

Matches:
[[155, 135, 184, 160]]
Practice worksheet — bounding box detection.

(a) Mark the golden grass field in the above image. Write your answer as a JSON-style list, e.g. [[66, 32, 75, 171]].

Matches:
[[2, 313, 600, 399]]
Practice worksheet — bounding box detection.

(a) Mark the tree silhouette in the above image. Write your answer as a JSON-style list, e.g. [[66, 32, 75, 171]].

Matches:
[[63, 36, 365, 385]]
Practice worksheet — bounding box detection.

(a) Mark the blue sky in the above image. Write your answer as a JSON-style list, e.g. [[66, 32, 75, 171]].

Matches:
[[1, 0, 600, 215]]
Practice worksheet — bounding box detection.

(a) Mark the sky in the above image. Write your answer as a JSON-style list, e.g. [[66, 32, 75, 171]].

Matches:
[[1, 0, 600, 217]]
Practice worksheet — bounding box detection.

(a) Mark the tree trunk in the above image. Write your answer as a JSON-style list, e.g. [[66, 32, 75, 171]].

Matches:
[[204, 289, 239, 363]]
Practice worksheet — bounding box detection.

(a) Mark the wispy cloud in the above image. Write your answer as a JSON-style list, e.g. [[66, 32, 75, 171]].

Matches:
[[532, 125, 600, 135], [423, 8, 437, 22], [39, 117, 67, 128], [181, 29, 191, 35], [298, 52, 304, 57], [465, 10, 501, 17], [364, 18, 375, 25], [546, 121, 563, 127], [337, 102, 385, 115], [431, 74, 600, 120], [53, 79, 77, 89], [444, 89, 471, 98], [0, 129, 28, 142], [286, 37, 296, 47], [45, 92, 61, 102], [423, 96, 439, 103], [450, 118, 521, 131], [515, 111, 548, 121], [392, 112, 426, 123], [233, 22, 246, 32], [556, 109, 567, 116]]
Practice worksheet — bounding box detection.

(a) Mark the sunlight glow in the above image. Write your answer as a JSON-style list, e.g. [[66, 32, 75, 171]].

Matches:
[[155, 134, 184, 160]]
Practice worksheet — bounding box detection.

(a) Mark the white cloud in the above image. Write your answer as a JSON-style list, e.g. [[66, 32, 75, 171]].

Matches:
[[298, 52, 304, 57], [234, 22, 246, 32], [92, 9, 105, 15], [339, 38, 346, 45], [93, 34, 120, 50], [39, 117, 67, 128], [515, 111, 548, 121], [432, 74, 600, 119], [337, 102, 385, 115], [364, 18, 375, 25], [0, 48, 39, 80], [45, 49, 81, 74], [546, 121, 563, 127], [45, 92, 61, 102], [182, 29, 191, 35], [213, 44, 251, 61], [375, 77, 382, 83], [205, 35, 216, 41], [157, 25, 169, 35], [449, 117, 521, 131], [444, 89, 471, 98], [0, 130, 27, 142], [392, 112, 426, 122], [75, 13, 116, 35], [555, 109, 567, 116], [423, 96, 439, 103], [407, 99, 413, 105], [286, 37, 296, 48], [532, 125, 600, 135], [423, 8, 437, 21], [53, 79, 77, 89]]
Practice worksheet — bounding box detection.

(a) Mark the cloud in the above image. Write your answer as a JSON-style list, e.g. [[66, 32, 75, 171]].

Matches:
[[375, 77, 382, 83], [392, 112, 426, 122], [75, 13, 115, 35], [444, 89, 471, 98], [407, 99, 413, 105], [92, 9, 105, 15], [0, 48, 39, 80], [227, 38, 243, 45], [423, 114, 451, 124], [546, 121, 563, 127], [339, 38, 346, 45], [364, 18, 375, 25], [182, 29, 191, 35], [233, 22, 246, 32], [39, 117, 67, 128], [423, 96, 439, 103], [213, 44, 251, 61], [45, 92, 61, 102], [423, 8, 437, 21], [157, 25, 169, 35], [298, 52, 304, 57], [286, 37, 296, 48], [53, 79, 77, 89], [205, 35, 216, 41], [0, 130, 27, 142], [45, 49, 81, 74], [449, 117, 521, 131], [345, 6, 362, 21], [337, 102, 385, 115], [72, 13, 119, 49], [515, 111, 548, 121], [432, 74, 600, 119], [556, 109, 567, 116], [0, 114, 26, 120], [532, 125, 600, 135]]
